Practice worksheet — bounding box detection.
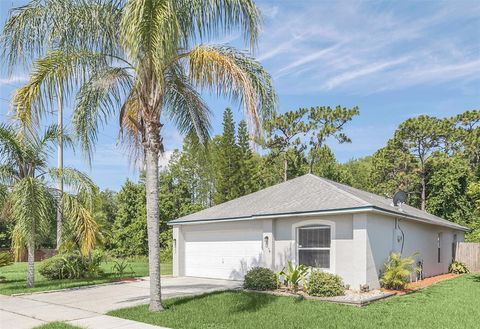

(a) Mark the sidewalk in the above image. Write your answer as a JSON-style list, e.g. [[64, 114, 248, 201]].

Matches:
[[0, 276, 240, 329], [0, 294, 169, 329]]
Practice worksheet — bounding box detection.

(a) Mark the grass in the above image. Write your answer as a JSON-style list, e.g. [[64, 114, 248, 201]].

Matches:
[[0, 259, 172, 295], [108, 274, 480, 329], [33, 322, 83, 329]]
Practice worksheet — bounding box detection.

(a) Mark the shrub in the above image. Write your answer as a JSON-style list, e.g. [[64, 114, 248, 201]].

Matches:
[[449, 260, 469, 274], [279, 260, 310, 291], [307, 271, 345, 297], [39, 252, 103, 280], [0, 251, 13, 267], [380, 252, 418, 290], [243, 267, 278, 291]]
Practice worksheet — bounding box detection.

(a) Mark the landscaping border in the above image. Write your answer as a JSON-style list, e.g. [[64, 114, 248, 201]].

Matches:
[[243, 289, 395, 306]]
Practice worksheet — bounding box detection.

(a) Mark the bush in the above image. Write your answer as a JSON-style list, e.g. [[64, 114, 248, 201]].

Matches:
[[380, 252, 418, 290], [39, 252, 104, 280], [243, 267, 278, 291], [307, 271, 344, 297], [449, 260, 469, 274]]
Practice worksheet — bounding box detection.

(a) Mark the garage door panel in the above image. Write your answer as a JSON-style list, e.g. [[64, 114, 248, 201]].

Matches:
[[183, 227, 263, 280]]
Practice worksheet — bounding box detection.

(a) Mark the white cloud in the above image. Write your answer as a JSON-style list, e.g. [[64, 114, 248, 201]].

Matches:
[[0, 75, 28, 86], [256, 0, 480, 94]]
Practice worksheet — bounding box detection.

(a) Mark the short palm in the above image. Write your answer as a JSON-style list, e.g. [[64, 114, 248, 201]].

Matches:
[[0, 123, 98, 287], [2, 0, 276, 310]]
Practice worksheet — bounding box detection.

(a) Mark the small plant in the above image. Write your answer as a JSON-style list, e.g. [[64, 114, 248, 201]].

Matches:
[[449, 260, 469, 274], [243, 267, 278, 291], [279, 260, 310, 291], [380, 252, 418, 290], [307, 271, 345, 297], [0, 251, 13, 280], [112, 259, 134, 277]]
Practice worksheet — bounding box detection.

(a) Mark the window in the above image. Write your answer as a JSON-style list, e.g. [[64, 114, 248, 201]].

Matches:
[[297, 225, 331, 268], [437, 233, 442, 263]]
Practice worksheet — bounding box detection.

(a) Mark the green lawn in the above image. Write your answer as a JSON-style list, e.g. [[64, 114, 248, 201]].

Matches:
[[33, 322, 83, 329], [0, 259, 172, 295], [109, 274, 480, 329]]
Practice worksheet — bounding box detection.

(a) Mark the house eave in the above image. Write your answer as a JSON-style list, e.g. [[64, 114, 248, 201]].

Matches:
[[168, 205, 469, 231]]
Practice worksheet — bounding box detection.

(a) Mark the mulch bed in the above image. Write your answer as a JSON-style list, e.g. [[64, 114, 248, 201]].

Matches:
[[382, 273, 459, 295]]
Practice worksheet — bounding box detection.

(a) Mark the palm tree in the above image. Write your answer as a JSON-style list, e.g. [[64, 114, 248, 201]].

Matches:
[[2, 0, 276, 311], [0, 123, 98, 288]]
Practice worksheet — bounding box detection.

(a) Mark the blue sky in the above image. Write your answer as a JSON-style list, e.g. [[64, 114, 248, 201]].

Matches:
[[1, 0, 479, 190]]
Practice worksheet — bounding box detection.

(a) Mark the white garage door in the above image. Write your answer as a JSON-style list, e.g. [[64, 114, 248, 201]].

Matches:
[[184, 227, 263, 280]]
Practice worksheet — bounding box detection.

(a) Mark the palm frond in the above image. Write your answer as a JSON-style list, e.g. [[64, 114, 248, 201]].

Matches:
[[185, 45, 276, 137], [0, 123, 24, 164], [48, 167, 97, 197], [1, 0, 123, 69], [13, 48, 108, 125], [173, 0, 260, 49], [120, 0, 179, 72], [62, 193, 98, 256], [10, 177, 54, 255], [164, 65, 211, 143], [72, 66, 133, 162]]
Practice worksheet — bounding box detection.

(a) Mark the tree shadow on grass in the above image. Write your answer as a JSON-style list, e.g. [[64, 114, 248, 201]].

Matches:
[[468, 274, 480, 283], [164, 290, 229, 309], [231, 291, 277, 313]]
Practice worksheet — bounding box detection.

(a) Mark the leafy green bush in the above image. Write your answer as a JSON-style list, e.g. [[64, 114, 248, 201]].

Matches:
[[307, 271, 345, 297], [39, 252, 104, 280], [449, 260, 469, 274], [0, 251, 13, 280], [0, 251, 13, 267], [243, 267, 278, 291], [279, 260, 310, 291], [380, 252, 418, 290]]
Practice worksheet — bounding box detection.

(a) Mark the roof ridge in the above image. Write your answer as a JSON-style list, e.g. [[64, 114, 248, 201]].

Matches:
[[306, 174, 371, 206]]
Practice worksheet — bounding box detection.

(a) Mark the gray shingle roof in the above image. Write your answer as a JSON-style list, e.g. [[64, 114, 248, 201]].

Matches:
[[169, 174, 468, 231]]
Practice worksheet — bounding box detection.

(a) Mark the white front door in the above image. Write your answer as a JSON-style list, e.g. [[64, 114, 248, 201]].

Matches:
[[183, 226, 263, 280]]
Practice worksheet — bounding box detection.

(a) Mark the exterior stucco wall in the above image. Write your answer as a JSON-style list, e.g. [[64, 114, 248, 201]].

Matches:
[[174, 212, 466, 288], [365, 213, 466, 288], [273, 213, 358, 288]]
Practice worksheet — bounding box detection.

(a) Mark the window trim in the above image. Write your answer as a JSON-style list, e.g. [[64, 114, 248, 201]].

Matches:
[[292, 219, 336, 272]]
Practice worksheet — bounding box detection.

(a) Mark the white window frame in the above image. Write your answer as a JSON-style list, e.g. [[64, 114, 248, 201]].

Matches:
[[292, 219, 336, 273]]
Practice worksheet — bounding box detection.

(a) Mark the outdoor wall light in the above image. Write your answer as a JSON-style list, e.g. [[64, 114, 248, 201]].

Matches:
[[264, 236, 269, 249], [173, 239, 177, 253]]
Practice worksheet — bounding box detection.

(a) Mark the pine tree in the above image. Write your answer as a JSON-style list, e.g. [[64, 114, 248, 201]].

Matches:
[[213, 108, 241, 204], [237, 120, 256, 195]]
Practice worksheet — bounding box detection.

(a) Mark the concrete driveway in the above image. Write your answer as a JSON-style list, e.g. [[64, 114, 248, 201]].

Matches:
[[0, 276, 242, 329]]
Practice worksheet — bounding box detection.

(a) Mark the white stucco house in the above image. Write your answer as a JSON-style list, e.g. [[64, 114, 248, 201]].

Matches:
[[169, 174, 468, 290]]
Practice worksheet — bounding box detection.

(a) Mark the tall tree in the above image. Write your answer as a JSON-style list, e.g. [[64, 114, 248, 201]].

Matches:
[[369, 139, 420, 204], [264, 108, 309, 181], [0, 123, 97, 288], [452, 110, 480, 171], [214, 108, 241, 204], [111, 179, 147, 257], [307, 105, 359, 173], [394, 115, 447, 210], [237, 120, 256, 195], [3, 0, 276, 311]]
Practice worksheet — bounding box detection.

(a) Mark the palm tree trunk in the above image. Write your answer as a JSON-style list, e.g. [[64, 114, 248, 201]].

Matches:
[[26, 239, 35, 288], [56, 84, 63, 250], [145, 133, 164, 311]]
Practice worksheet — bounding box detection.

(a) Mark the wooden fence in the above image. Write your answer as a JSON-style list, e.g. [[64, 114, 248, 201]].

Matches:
[[454, 242, 480, 272]]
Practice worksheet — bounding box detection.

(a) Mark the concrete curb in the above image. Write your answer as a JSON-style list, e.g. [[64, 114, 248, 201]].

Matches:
[[242, 289, 395, 306]]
